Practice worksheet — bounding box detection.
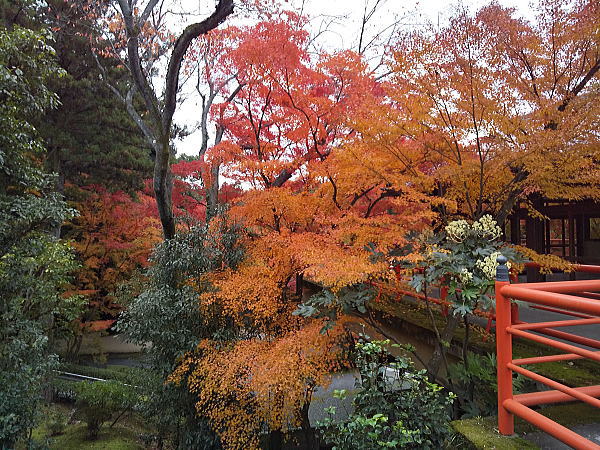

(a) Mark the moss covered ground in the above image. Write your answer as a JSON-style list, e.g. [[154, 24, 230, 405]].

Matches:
[[451, 403, 600, 449], [20, 403, 148, 450], [451, 416, 538, 449]]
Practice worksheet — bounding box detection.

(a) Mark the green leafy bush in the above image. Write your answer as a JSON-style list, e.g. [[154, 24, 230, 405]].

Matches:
[[448, 352, 534, 418], [74, 381, 137, 439], [116, 220, 243, 449], [46, 409, 68, 437], [0, 25, 82, 448], [320, 339, 454, 449]]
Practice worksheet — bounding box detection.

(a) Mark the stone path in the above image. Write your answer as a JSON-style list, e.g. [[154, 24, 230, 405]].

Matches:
[[522, 423, 600, 449]]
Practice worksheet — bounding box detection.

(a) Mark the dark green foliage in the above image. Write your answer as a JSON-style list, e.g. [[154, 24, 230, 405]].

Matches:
[[0, 25, 82, 447], [42, 7, 153, 195], [3, 0, 153, 195], [117, 219, 244, 367], [41, 0, 152, 195], [0, 0, 36, 28], [115, 219, 244, 448], [448, 352, 534, 418], [74, 381, 138, 440], [294, 284, 374, 333], [320, 339, 454, 449]]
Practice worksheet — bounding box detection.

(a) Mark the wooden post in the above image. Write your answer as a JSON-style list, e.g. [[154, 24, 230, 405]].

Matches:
[[496, 255, 514, 435], [295, 273, 303, 298]]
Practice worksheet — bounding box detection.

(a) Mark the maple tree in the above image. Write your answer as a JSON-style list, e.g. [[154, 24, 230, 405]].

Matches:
[[183, 26, 247, 220], [67, 188, 160, 338], [170, 157, 242, 226], [170, 321, 350, 449], [383, 0, 600, 223], [163, 13, 439, 448]]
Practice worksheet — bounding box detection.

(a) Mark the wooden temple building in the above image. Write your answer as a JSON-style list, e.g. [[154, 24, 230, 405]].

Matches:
[[506, 198, 600, 279]]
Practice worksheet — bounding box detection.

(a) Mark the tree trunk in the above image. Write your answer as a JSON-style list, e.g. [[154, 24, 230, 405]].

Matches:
[[427, 311, 461, 378], [204, 161, 220, 221], [300, 400, 316, 449], [153, 139, 175, 239], [114, 0, 234, 239]]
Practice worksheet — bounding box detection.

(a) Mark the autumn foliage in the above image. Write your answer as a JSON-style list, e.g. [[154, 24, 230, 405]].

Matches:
[[170, 321, 350, 448], [161, 11, 440, 448], [59, 0, 600, 447], [385, 0, 600, 222], [69, 187, 160, 322]]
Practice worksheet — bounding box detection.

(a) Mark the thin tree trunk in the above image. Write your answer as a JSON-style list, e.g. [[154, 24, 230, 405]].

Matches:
[[427, 310, 460, 378], [300, 398, 316, 449], [462, 314, 470, 364], [153, 139, 175, 239], [204, 161, 220, 221]]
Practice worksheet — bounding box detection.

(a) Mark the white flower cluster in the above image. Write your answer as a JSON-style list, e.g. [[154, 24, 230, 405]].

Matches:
[[458, 268, 473, 284], [472, 214, 502, 241], [445, 215, 502, 243], [445, 220, 470, 243], [476, 251, 511, 280]]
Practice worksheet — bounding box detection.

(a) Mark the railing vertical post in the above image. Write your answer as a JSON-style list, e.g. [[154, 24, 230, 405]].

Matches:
[[441, 285, 449, 316], [496, 255, 514, 435], [510, 271, 519, 324]]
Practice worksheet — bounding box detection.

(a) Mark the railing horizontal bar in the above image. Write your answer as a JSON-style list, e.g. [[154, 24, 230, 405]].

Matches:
[[500, 285, 600, 316], [508, 363, 600, 409], [523, 262, 600, 274], [513, 319, 600, 349], [514, 279, 600, 293], [529, 304, 594, 319], [507, 328, 600, 361], [392, 287, 494, 318], [496, 263, 600, 446], [573, 264, 600, 274], [512, 353, 587, 365], [534, 327, 600, 350], [57, 371, 106, 382], [512, 318, 600, 330], [503, 399, 600, 449], [514, 385, 600, 407]]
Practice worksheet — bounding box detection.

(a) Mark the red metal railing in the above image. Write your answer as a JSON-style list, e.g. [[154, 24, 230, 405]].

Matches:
[[495, 256, 600, 449]]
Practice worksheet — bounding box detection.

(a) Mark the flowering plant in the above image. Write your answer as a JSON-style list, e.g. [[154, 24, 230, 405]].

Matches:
[[406, 215, 524, 316]]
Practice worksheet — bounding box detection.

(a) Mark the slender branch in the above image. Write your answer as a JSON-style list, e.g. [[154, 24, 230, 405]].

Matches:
[[162, 0, 234, 132]]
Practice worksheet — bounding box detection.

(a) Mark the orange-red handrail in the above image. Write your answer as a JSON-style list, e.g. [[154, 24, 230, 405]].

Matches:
[[495, 256, 600, 449]]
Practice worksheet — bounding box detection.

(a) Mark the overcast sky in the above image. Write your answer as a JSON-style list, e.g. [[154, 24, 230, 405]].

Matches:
[[172, 0, 532, 156]]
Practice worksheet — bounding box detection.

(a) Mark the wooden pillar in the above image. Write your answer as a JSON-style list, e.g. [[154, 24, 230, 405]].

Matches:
[[295, 273, 304, 298], [510, 217, 520, 245], [576, 214, 585, 265], [526, 216, 544, 282]]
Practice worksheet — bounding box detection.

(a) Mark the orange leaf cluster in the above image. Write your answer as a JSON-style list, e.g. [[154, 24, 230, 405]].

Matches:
[[384, 0, 600, 219], [174, 13, 440, 441], [169, 320, 351, 449], [70, 187, 161, 319]]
